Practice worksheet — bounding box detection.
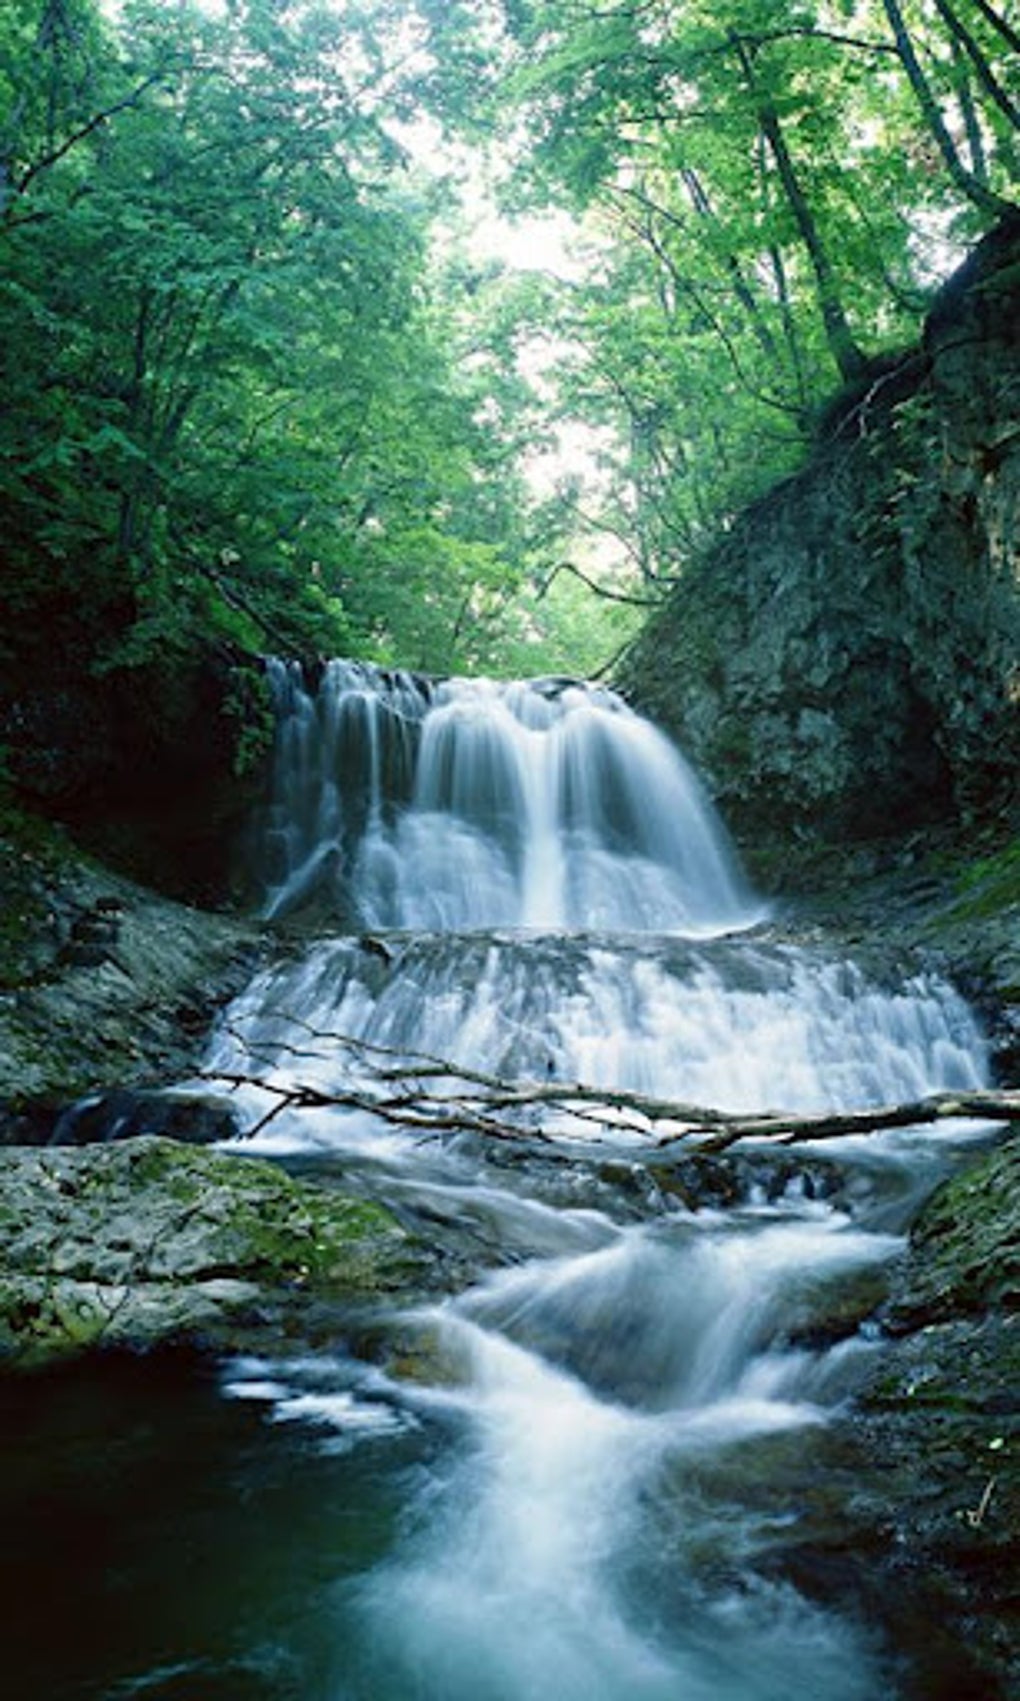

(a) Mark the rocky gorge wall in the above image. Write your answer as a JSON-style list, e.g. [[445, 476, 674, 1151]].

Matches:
[[0, 641, 271, 904], [618, 217, 1020, 848]]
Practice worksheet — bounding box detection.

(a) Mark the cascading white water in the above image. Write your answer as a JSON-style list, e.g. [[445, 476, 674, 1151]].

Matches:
[[256, 660, 761, 934], [208, 661, 993, 1700], [213, 934, 984, 1156]]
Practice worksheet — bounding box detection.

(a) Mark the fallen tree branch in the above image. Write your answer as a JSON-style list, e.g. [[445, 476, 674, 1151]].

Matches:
[[202, 1023, 1020, 1153], [654, 1089, 1020, 1154], [204, 1067, 559, 1145], [219, 1018, 720, 1132]]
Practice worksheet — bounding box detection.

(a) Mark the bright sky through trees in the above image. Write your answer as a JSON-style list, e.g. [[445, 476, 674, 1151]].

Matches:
[[4, 0, 1018, 680]]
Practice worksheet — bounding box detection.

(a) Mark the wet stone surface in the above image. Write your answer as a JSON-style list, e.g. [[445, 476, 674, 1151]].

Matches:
[[845, 1137, 1020, 1699], [0, 1137, 435, 1366]]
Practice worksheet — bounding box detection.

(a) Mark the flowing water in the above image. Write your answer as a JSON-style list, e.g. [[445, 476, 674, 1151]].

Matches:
[[5, 665, 996, 1699]]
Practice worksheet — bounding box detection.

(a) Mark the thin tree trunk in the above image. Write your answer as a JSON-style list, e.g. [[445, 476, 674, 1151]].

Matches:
[[965, 0, 1020, 59], [729, 32, 868, 385], [935, 0, 1020, 132], [880, 0, 1016, 219], [680, 167, 782, 364], [953, 46, 990, 180], [117, 287, 153, 564], [769, 243, 810, 420]]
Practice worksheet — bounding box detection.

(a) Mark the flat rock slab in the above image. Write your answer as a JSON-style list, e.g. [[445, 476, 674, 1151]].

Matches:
[[0, 1137, 425, 1366]]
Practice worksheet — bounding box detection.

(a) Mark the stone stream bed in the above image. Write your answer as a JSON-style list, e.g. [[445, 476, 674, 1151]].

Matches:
[[0, 1114, 1016, 1699]]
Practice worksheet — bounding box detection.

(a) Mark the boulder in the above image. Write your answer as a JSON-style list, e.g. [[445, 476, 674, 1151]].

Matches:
[[0, 1137, 428, 1366], [886, 1138, 1020, 1329]]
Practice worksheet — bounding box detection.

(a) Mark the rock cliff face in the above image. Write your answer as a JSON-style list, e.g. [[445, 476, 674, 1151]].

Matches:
[[618, 218, 1020, 846], [0, 644, 272, 904]]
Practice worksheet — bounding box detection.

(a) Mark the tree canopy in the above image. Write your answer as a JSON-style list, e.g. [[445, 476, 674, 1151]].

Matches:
[[1, 0, 1016, 682], [468, 0, 1019, 580]]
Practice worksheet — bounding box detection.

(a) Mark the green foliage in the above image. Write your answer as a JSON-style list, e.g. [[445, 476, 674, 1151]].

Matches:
[[447, 0, 1020, 583], [479, 566, 643, 680], [2, 0, 1018, 692], [0, 0, 584, 689], [951, 841, 1020, 920], [222, 664, 276, 782]]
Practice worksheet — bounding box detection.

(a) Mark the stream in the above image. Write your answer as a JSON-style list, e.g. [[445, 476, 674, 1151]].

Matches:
[[4, 666, 997, 1699]]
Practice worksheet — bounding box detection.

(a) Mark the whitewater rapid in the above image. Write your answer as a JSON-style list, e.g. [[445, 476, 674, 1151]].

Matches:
[[200, 662, 992, 1701]]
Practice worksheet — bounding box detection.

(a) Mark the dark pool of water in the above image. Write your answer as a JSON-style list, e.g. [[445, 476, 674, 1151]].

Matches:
[[0, 1348, 431, 1700]]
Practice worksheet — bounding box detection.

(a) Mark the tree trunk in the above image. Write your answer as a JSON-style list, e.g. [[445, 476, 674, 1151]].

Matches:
[[881, 0, 1016, 219], [729, 32, 868, 386], [965, 0, 1020, 60], [934, 0, 1020, 133], [952, 45, 989, 181]]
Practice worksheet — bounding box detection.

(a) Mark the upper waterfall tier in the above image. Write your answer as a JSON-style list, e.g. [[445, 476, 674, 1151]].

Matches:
[[256, 660, 763, 935]]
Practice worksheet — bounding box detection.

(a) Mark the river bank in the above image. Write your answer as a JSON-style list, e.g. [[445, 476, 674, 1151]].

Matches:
[[0, 804, 263, 1127], [729, 821, 1020, 1696]]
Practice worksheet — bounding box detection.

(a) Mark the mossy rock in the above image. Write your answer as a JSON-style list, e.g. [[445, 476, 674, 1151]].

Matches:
[[888, 1138, 1020, 1328], [946, 841, 1020, 923], [0, 1137, 428, 1367]]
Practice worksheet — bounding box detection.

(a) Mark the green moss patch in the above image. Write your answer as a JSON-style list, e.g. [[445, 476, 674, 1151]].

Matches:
[[889, 1139, 1020, 1328], [0, 1138, 424, 1367], [948, 841, 1020, 922]]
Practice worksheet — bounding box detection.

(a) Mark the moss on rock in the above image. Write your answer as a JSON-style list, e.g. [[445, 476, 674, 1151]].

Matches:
[[0, 1137, 427, 1366], [888, 1138, 1020, 1328]]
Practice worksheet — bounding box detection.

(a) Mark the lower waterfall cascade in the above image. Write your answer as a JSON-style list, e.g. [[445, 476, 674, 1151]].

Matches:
[[200, 663, 997, 1700], [9, 662, 1001, 1700]]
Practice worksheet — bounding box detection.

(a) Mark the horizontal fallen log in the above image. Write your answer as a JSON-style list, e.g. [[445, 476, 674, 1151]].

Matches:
[[202, 1023, 1020, 1153], [204, 1068, 558, 1145], [654, 1089, 1020, 1154]]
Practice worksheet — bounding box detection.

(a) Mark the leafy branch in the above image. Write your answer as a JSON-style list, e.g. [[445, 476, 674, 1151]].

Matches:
[[3, 71, 167, 219]]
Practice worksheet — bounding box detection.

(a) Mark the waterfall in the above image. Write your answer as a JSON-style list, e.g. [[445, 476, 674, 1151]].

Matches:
[[255, 660, 761, 934], [198, 661, 992, 1700]]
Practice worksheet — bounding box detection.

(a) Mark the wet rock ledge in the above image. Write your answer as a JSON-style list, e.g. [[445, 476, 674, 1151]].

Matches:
[[0, 807, 262, 1130], [0, 1100, 446, 1371], [0, 1137, 428, 1367], [0, 810, 438, 1366], [836, 1138, 1020, 1699]]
